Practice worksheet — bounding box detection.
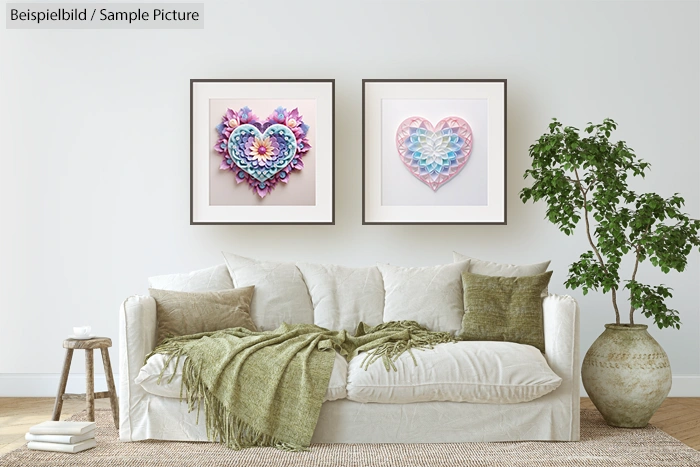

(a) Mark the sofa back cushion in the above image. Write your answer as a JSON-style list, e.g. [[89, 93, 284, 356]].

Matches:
[[297, 263, 384, 333], [377, 260, 470, 334], [453, 252, 551, 276], [148, 264, 233, 292], [222, 252, 314, 331], [453, 252, 551, 296]]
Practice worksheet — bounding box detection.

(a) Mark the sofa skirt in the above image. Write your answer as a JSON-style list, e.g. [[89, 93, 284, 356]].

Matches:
[[119, 390, 579, 443]]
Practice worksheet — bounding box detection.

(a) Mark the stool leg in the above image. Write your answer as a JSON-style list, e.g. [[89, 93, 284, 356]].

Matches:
[[85, 349, 95, 422], [100, 347, 119, 429], [51, 349, 73, 421]]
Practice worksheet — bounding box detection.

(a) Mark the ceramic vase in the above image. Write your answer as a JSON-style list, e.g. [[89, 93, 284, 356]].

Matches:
[[582, 324, 671, 427]]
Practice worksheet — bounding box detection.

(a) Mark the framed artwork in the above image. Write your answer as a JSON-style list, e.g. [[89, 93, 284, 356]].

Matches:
[[362, 79, 507, 225], [190, 79, 334, 224]]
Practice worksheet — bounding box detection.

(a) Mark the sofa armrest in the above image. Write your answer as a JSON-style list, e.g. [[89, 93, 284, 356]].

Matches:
[[118, 295, 157, 441], [543, 294, 580, 384], [543, 293, 580, 439]]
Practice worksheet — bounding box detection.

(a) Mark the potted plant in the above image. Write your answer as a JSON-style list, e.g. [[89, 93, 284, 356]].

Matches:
[[520, 118, 700, 427]]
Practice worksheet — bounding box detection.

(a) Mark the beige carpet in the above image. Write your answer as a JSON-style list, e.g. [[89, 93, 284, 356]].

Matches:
[[1, 409, 699, 467]]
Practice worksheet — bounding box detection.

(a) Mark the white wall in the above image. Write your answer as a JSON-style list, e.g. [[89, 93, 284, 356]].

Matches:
[[1, 0, 698, 396]]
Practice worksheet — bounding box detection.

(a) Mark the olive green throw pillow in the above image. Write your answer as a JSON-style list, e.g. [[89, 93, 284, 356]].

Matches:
[[458, 271, 553, 352], [150, 286, 257, 344]]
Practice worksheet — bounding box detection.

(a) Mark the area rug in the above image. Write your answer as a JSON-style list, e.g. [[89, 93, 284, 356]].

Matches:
[[1, 409, 698, 467]]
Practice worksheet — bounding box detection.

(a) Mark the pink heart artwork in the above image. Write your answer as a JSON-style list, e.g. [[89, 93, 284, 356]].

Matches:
[[396, 116, 473, 191]]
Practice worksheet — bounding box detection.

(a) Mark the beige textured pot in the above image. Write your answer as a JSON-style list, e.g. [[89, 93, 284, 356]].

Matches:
[[581, 324, 671, 428]]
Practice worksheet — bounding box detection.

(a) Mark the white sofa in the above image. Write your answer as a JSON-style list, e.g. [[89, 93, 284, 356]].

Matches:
[[119, 261, 580, 444]]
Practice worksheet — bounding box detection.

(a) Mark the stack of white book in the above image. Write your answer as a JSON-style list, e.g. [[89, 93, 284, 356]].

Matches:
[[26, 421, 97, 453]]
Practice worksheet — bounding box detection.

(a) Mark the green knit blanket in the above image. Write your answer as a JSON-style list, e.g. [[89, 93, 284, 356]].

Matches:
[[148, 321, 454, 451]]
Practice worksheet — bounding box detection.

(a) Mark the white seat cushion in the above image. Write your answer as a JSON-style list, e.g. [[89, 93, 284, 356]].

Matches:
[[346, 342, 562, 404], [136, 351, 348, 402]]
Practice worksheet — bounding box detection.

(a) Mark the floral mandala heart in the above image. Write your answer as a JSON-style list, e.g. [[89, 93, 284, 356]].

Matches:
[[214, 106, 311, 198], [396, 116, 473, 191], [228, 124, 297, 182]]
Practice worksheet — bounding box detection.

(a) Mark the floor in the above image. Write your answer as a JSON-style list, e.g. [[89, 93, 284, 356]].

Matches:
[[0, 398, 111, 455], [0, 398, 698, 455], [580, 398, 700, 450]]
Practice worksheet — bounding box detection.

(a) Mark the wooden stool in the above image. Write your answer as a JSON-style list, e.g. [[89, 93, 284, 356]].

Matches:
[[51, 337, 119, 429]]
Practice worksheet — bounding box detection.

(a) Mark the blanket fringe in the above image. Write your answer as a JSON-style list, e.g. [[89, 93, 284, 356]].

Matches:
[[360, 321, 455, 371]]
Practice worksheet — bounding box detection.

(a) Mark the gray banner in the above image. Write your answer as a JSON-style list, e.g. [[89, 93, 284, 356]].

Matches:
[[6, 3, 204, 29]]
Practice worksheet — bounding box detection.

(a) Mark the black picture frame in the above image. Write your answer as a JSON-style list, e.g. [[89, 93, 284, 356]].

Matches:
[[190, 79, 335, 225], [362, 79, 507, 225]]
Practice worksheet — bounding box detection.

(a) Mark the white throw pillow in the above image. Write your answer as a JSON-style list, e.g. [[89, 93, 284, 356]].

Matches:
[[452, 252, 551, 296], [346, 341, 561, 404], [136, 351, 348, 402], [148, 264, 233, 292], [377, 260, 470, 334], [222, 252, 314, 331], [297, 263, 385, 333]]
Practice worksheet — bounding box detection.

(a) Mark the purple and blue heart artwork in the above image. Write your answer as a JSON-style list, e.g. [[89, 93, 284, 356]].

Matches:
[[214, 107, 311, 198]]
